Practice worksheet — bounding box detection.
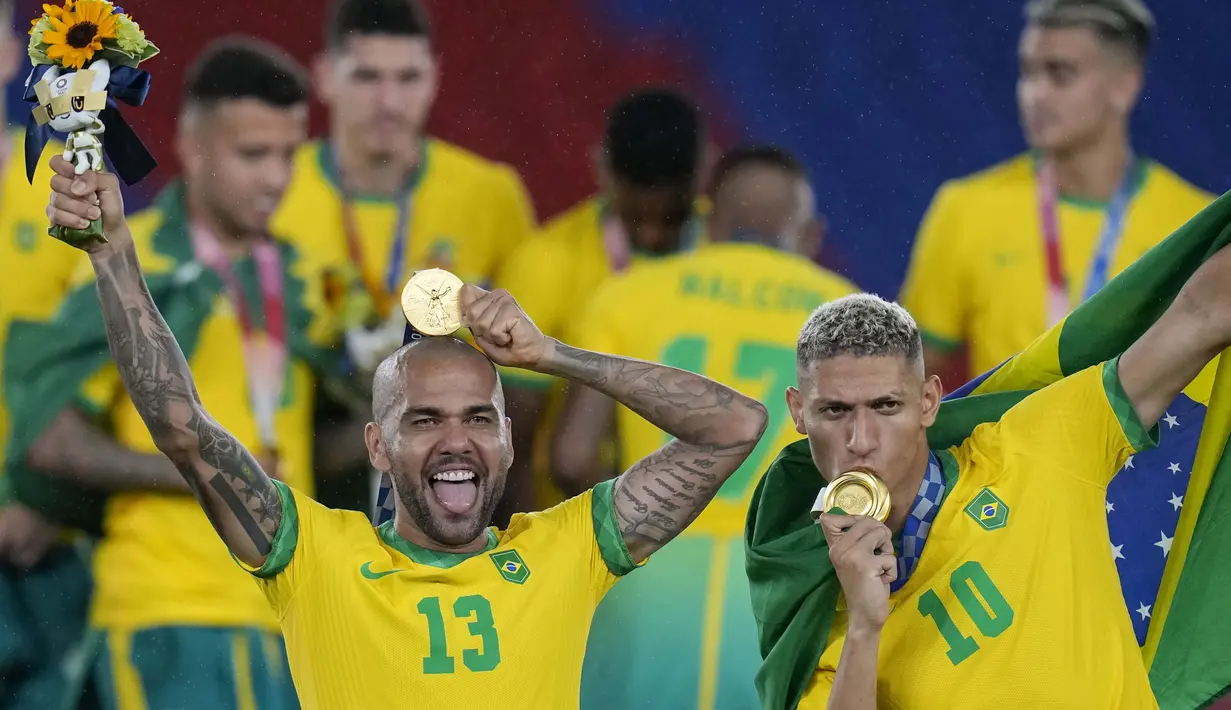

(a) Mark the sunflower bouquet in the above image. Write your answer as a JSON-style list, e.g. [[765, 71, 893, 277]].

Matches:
[[24, 0, 159, 246]]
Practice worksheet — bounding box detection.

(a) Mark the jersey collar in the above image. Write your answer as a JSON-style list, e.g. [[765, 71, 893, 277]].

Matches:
[[378, 522, 498, 569], [891, 451, 947, 592]]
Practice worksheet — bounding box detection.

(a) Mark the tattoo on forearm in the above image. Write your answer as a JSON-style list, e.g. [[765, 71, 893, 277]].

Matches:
[[93, 244, 280, 555], [545, 342, 766, 555], [545, 342, 766, 554]]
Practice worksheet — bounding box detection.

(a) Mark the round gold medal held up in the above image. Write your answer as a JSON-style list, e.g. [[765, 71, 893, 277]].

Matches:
[[401, 268, 463, 336]]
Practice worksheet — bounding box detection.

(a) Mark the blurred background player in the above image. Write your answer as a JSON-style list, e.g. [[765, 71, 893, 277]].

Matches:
[[0, 2, 92, 706], [554, 145, 857, 709], [899, 0, 1212, 383], [494, 88, 709, 521], [13, 38, 337, 710], [271, 0, 537, 516]]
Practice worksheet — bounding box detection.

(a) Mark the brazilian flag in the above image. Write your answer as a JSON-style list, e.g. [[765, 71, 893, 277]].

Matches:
[[745, 190, 1231, 710]]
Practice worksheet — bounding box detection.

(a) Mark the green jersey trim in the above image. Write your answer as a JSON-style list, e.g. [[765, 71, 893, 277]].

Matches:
[[591, 479, 639, 577], [1102, 354, 1160, 454]]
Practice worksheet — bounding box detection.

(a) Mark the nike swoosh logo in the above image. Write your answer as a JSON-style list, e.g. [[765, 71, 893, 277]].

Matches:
[[360, 561, 404, 580]]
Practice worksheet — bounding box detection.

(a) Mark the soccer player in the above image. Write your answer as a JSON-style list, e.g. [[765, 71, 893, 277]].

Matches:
[[494, 88, 709, 517], [16, 39, 329, 710], [776, 266, 1231, 707], [555, 146, 857, 709], [272, 0, 537, 513], [44, 163, 768, 710], [900, 0, 1212, 382], [0, 6, 92, 704]]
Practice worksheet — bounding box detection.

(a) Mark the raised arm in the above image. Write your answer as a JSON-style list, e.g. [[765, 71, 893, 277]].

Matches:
[[1119, 243, 1231, 429], [538, 344, 766, 559], [459, 286, 768, 563], [45, 158, 280, 567]]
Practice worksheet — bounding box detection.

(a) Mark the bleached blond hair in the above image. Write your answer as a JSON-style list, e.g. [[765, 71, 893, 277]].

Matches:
[[796, 293, 923, 369]]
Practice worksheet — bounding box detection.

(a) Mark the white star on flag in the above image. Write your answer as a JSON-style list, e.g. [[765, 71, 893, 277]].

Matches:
[[1111, 543, 1125, 560], [1136, 602, 1152, 620], [1155, 531, 1173, 558], [1163, 412, 1179, 428], [1169, 493, 1184, 511], [1106, 501, 1115, 513], [1167, 462, 1182, 474], [1124, 455, 1134, 469]]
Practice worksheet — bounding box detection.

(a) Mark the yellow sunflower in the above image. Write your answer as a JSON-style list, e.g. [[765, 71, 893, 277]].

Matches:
[[29, 3, 71, 35], [41, 0, 117, 70]]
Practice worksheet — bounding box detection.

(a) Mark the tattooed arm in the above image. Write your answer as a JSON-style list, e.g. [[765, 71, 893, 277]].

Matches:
[[537, 343, 767, 560], [45, 158, 281, 567], [89, 242, 282, 565], [459, 286, 769, 562]]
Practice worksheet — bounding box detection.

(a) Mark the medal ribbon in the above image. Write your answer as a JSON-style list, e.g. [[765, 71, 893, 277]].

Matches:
[[191, 226, 288, 453], [371, 322, 429, 525], [334, 146, 420, 319], [1036, 155, 1138, 327], [892, 452, 945, 593]]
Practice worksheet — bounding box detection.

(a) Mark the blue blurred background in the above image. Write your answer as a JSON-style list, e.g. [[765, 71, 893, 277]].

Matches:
[[7, 0, 1230, 294]]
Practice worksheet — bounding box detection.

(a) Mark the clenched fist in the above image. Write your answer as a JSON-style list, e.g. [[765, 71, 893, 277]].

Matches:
[[819, 512, 897, 631], [45, 156, 131, 252], [459, 286, 550, 370]]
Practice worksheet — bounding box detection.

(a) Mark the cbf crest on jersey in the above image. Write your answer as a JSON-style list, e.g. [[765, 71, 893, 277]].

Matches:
[[490, 550, 530, 584], [965, 488, 1009, 531]]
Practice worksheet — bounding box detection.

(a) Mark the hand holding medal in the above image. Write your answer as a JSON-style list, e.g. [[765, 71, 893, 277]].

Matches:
[[25, 0, 158, 247]]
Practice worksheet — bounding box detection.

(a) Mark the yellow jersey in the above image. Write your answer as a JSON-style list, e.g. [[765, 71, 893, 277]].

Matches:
[[240, 478, 637, 710], [801, 358, 1157, 709], [568, 242, 858, 710], [495, 196, 708, 508], [77, 189, 324, 631], [0, 133, 82, 468], [272, 139, 535, 315], [900, 154, 1212, 378]]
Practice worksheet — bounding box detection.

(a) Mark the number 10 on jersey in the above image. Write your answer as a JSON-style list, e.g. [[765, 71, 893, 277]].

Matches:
[[917, 561, 1015, 665]]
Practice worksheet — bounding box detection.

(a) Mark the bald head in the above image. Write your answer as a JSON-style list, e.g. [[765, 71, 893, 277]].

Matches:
[[372, 336, 503, 426]]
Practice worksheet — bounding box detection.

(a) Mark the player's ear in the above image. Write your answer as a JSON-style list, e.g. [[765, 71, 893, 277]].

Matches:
[[786, 386, 806, 435], [365, 421, 392, 472], [696, 141, 719, 195], [592, 145, 611, 194], [920, 374, 943, 427], [312, 52, 335, 105]]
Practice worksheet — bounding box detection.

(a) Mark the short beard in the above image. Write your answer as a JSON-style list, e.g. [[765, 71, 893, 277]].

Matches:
[[393, 463, 506, 547]]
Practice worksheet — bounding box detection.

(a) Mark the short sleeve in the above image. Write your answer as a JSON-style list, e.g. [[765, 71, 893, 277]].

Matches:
[[236, 481, 347, 617], [495, 234, 576, 390], [526, 480, 640, 598], [899, 183, 966, 351], [990, 356, 1158, 489]]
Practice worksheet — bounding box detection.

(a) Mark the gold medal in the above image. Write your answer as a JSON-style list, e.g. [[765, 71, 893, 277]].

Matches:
[[401, 268, 464, 336], [814, 470, 892, 522]]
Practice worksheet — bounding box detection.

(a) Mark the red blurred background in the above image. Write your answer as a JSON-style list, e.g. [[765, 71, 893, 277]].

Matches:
[[107, 0, 732, 221]]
